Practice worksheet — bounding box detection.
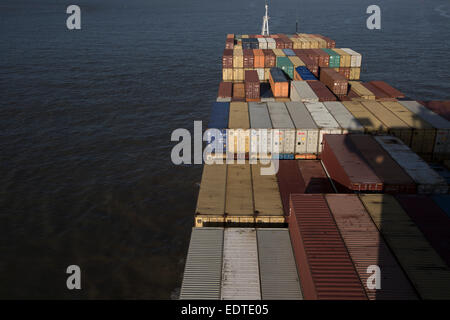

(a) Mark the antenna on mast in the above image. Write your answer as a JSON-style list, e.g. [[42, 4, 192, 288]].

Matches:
[[261, 0, 270, 36]]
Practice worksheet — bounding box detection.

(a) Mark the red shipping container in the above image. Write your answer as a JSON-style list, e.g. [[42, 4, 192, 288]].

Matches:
[[361, 82, 396, 101], [348, 135, 416, 193], [306, 80, 337, 102], [218, 81, 233, 99], [320, 68, 348, 96], [276, 160, 305, 219], [311, 49, 329, 67], [423, 101, 450, 121], [337, 67, 351, 80], [262, 49, 276, 68], [274, 38, 285, 49], [222, 49, 233, 68], [297, 160, 334, 193], [225, 38, 234, 49], [321, 135, 383, 192], [243, 49, 255, 68], [289, 194, 367, 300], [232, 83, 245, 101], [395, 195, 450, 266], [369, 81, 405, 98], [244, 70, 260, 100], [325, 194, 418, 300]]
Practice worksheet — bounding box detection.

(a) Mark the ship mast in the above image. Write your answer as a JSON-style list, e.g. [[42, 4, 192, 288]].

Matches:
[[261, 1, 270, 36]]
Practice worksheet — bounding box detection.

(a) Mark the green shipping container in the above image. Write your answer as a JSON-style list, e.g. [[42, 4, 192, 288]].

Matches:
[[276, 57, 294, 79], [322, 48, 341, 68]]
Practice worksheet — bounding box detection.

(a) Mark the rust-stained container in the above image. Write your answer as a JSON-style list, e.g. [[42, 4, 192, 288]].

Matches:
[[359, 194, 450, 300], [243, 49, 255, 68], [311, 49, 329, 67], [325, 194, 418, 300], [276, 160, 305, 218], [395, 195, 450, 266], [225, 163, 254, 217], [262, 49, 276, 67], [306, 80, 337, 102], [222, 49, 233, 68], [232, 82, 245, 101], [342, 101, 388, 134], [297, 160, 334, 193], [288, 194, 367, 300], [195, 164, 227, 227], [337, 67, 351, 80], [349, 67, 361, 80], [217, 81, 233, 101], [361, 101, 413, 146], [225, 39, 234, 49], [369, 81, 405, 98], [253, 49, 265, 68], [295, 52, 319, 77], [245, 70, 260, 100], [319, 68, 348, 96], [348, 135, 416, 194], [321, 135, 383, 192]]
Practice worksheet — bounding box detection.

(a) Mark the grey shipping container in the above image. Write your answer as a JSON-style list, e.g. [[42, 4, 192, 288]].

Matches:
[[290, 81, 319, 103], [304, 102, 342, 153], [221, 228, 261, 300], [267, 102, 296, 154], [323, 101, 365, 133], [249, 102, 273, 157], [374, 136, 448, 194], [399, 101, 450, 159], [285, 101, 320, 156], [257, 228, 303, 300], [180, 228, 224, 300]]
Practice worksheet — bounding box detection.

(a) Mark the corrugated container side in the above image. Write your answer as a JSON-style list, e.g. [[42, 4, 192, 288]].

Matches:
[[297, 160, 334, 193], [257, 228, 303, 300], [325, 194, 418, 300], [276, 160, 306, 218], [399, 101, 450, 159], [225, 163, 254, 216], [348, 135, 416, 193], [395, 195, 450, 266], [289, 194, 367, 300], [359, 194, 450, 300], [221, 228, 261, 300], [321, 135, 383, 192], [180, 228, 224, 299], [341, 48, 362, 67], [267, 102, 296, 154], [374, 136, 448, 194], [323, 101, 365, 133], [249, 102, 272, 155], [285, 101, 320, 155]]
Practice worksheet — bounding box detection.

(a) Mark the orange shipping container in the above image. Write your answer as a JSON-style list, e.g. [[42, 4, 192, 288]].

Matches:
[[253, 49, 265, 68]]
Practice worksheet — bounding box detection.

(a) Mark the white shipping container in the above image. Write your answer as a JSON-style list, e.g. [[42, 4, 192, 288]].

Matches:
[[267, 102, 296, 154], [266, 38, 276, 49], [256, 68, 265, 81], [290, 81, 319, 103], [341, 48, 362, 67], [374, 136, 448, 194], [399, 101, 450, 157], [217, 97, 232, 103], [180, 228, 224, 300], [285, 101, 320, 155], [304, 102, 342, 153], [221, 228, 261, 300], [257, 38, 268, 49], [323, 101, 365, 134]]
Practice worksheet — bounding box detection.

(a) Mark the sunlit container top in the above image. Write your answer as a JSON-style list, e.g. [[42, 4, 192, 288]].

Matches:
[[323, 101, 364, 132], [267, 102, 295, 129], [304, 102, 341, 130]]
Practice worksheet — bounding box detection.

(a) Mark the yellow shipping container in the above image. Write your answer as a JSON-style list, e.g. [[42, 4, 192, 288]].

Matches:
[[342, 101, 388, 133], [251, 163, 283, 217], [233, 68, 244, 82], [288, 56, 305, 67], [380, 101, 436, 155], [233, 49, 243, 68], [350, 81, 375, 99], [272, 49, 285, 57], [241, 34, 249, 39], [225, 163, 254, 216], [264, 68, 271, 81], [359, 194, 450, 300], [228, 102, 250, 154], [349, 68, 361, 80], [361, 101, 413, 146], [222, 68, 233, 81], [333, 48, 352, 67]]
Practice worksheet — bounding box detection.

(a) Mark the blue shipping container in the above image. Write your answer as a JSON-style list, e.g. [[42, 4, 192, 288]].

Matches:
[[270, 67, 289, 82], [282, 49, 295, 56], [295, 66, 317, 80], [207, 102, 229, 153], [431, 195, 450, 218]]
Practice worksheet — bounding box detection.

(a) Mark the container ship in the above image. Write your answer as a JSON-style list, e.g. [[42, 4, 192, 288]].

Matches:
[[179, 6, 450, 300]]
